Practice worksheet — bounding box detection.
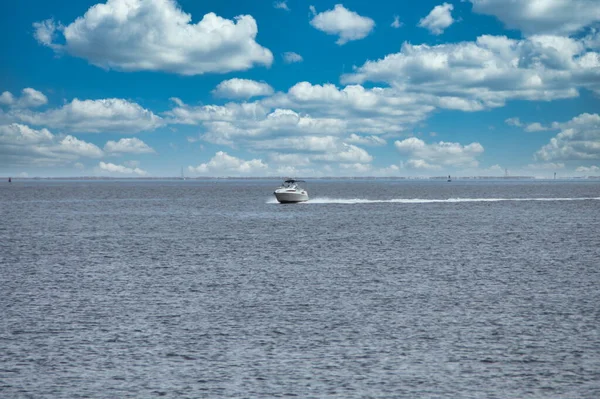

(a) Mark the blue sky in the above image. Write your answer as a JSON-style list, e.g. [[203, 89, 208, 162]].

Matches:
[[1, 0, 599, 177]]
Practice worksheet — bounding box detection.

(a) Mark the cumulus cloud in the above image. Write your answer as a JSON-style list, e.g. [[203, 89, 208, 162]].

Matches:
[[104, 138, 155, 154], [391, 16, 403, 29], [575, 165, 599, 173], [212, 78, 274, 99], [395, 137, 484, 168], [189, 151, 268, 175], [283, 52, 304, 63], [59, 135, 104, 158], [506, 117, 549, 131], [418, 3, 455, 35], [98, 161, 147, 175], [312, 143, 373, 163], [272, 82, 436, 129], [505, 117, 523, 127], [253, 135, 340, 152], [168, 102, 350, 145], [343, 34, 600, 108], [405, 159, 441, 170], [0, 92, 14, 106], [253, 136, 372, 165], [7, 98, 163, 133], [273, 1, 289, 11], [33, 19, 61, 48], [309, 4, 375, 45], [167, 82, 438, 150], [166, 82, 439, 151], [18, 88, 48, 108], [33, 0, 273, 75], [469, 0, 600, 36], [345, 133, 386, 146], [536, 113, 600, 161], [524, 122, 549, 132], [0, 123, 103, 167], [0, 88, 48, 108], [0, 123, 54, 145]]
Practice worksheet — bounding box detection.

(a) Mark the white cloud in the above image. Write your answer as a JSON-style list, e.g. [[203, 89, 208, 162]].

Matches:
[[536, 113, 600, 161], [274, 82, 435, 129], [343, 34, 600, 108], [309, 4, 375, 45], [34, 0, 273, 75], [312, 143, 373, 163], [0, 123, 53, 145], [98, 161, 147, 175], [169, 97, 185, 107], [418, 3, 454, 35], [575, 165, 599, 173], [505, 117, 523, 127], [274, 1, 289, 11], [253, 135, 340, 152], [395, 137, 484, 168], [189, 151, 268, 175], [469, 0, 600, 36], [406, 159, 441, 170], [391, 16, 403, 29], [18, 88, 48, 108], [0, 123, 103, 166], [345, 133, 386, 146], [283, 52, 304, 63], [524, 122, 549, 132], [506, 118, 549, 131], [104, 138, 155, 154], [168, 102, 350, 146], [33, 19, 60, 48], [8, 98, 163, 133], [59, 135, 104, 158], [212, 78, 274, 99], [0, 88, 48, 108], [167, 82, 437, 150], [0, 92, 14, 106], [254, 136, 373, 166]]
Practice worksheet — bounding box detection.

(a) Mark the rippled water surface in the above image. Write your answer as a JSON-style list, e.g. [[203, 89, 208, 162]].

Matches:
[[1, 179, 600, 398]]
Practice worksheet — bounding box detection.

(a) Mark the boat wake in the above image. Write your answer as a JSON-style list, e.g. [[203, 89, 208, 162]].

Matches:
[[268, 197, 600, 204]]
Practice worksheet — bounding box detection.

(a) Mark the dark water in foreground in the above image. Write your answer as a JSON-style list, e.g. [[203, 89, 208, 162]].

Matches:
[[1, 179, 599, 398]]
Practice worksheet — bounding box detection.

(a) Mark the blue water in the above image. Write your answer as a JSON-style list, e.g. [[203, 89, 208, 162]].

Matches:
[[1, 179, 599, 398]]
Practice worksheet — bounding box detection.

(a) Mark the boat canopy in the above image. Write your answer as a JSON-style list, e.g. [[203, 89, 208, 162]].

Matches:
[[284, 179, 305, 183]]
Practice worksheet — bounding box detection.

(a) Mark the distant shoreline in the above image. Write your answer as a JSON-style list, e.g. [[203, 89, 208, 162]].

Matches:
[[3, 176, 600, 181]]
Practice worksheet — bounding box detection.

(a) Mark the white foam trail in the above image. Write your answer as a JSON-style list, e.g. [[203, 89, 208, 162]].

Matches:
[[268, 197, 600, 204]]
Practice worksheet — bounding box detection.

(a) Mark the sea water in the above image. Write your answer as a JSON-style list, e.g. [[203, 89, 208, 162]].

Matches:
[[1, 179, 599, 398]]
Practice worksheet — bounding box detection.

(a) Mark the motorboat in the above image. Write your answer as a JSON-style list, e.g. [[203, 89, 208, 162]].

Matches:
[[274, 179, 309, 203]]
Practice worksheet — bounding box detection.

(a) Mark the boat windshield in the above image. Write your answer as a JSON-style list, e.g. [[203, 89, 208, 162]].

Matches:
[[281, 179, 306, 189]]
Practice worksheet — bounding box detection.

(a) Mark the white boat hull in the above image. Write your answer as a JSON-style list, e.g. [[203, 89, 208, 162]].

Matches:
[[274, 190, 309, 203]]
